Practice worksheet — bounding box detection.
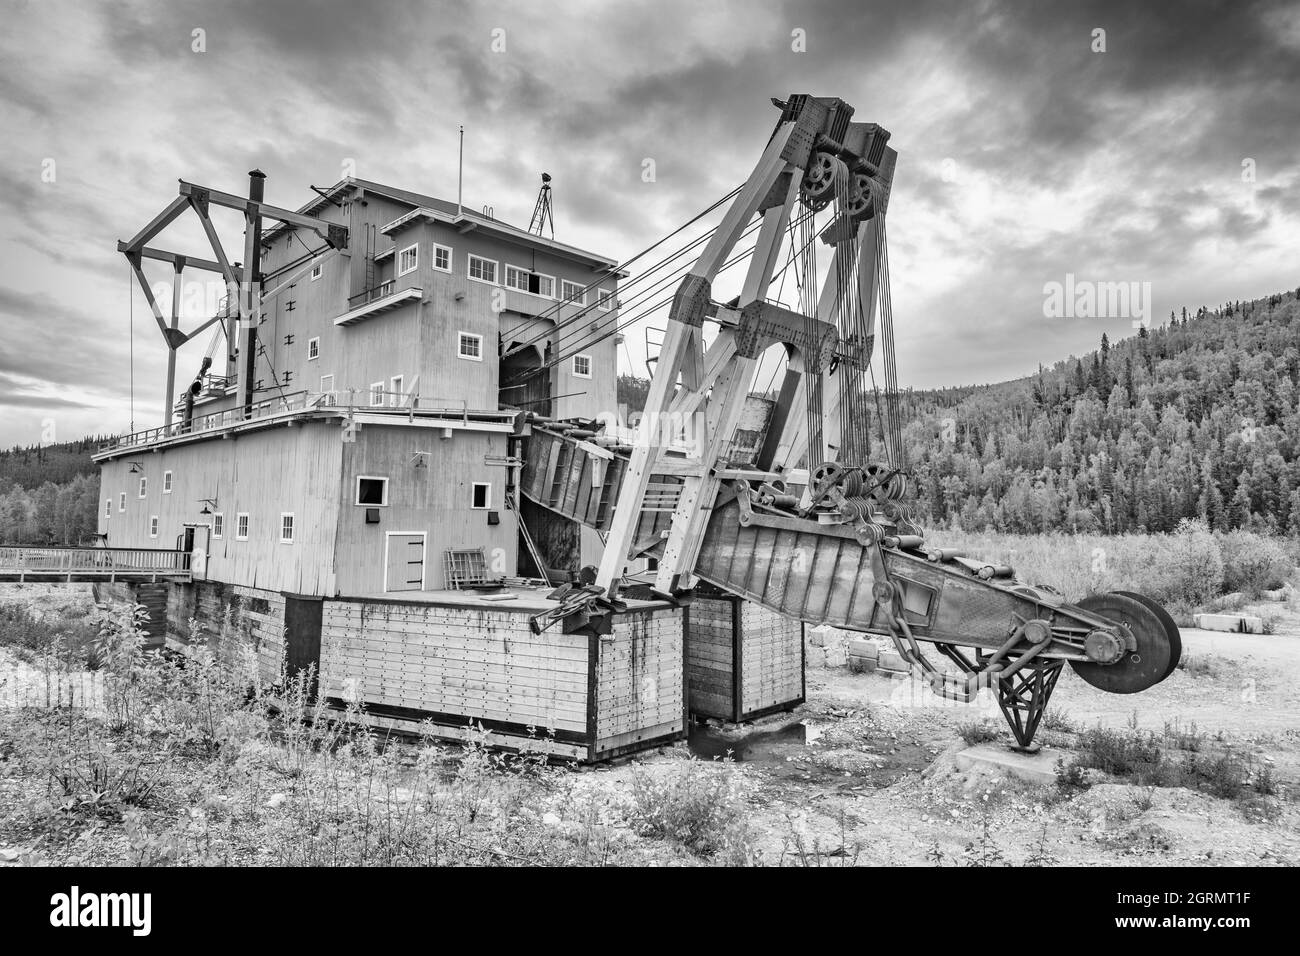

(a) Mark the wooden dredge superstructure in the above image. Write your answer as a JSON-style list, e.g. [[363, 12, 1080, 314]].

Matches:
[[3, 93, 1182, 758]]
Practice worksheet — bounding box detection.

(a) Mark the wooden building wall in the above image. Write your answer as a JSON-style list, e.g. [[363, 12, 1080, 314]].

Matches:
[[97, 421, 343, 595], [334, 422, 518, 593]]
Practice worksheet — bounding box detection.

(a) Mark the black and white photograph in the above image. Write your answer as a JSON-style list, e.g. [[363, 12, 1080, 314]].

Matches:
[[0, 0, 1295, 915]]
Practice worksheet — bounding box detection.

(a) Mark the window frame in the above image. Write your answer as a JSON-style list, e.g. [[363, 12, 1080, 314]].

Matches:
[[149, 515, 159, 539], [356, 476, 390, 507], [505, 264, 555, 298], [138, 476, 147, 498], [467, 254, 498, 285], [310, 262, 323, 281], [470, 482, 492, 510], [212, 512, 224, 539], [397, 243, 419, 277], [431, 243, 453, 273], [369, 381, 385, 406], [235, 513, 250, 541], [457, 331, 484, 362], [572, 354, 593, 379], [118, 492, 126, 513], [279, 513, 295, 545], [163, 470, 173, 494], [561, 280, 587, 305], [596, 288, 615, 312], [105, 499, 112, 519], [307, 337, 320, 361]]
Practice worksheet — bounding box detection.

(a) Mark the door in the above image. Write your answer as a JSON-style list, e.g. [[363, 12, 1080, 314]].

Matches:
[[190, 526, 209, 578], [385, 533, 425, 591]]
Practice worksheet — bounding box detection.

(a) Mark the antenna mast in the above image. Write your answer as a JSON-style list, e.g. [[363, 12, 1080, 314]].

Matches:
[[528, 172, 554, 239]]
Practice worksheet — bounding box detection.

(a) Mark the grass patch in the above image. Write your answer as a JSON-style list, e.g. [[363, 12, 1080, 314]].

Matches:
[[956, 720, 1002, 746]]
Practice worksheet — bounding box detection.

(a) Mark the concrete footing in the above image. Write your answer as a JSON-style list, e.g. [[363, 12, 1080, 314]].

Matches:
[[1193, 612, 1263, 634], [954, 744, 1062, 786]]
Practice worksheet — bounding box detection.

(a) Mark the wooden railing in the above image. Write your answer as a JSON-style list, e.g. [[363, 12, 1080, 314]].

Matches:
[[0, 546, 192, 580]]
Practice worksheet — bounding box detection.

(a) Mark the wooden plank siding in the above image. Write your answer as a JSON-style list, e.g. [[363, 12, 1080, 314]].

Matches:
[[684, 594, 804, 722], [317, 596, 684, 760]]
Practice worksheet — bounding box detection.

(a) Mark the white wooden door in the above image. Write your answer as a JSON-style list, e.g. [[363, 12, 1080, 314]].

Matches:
[[385, 533, 425, 591]]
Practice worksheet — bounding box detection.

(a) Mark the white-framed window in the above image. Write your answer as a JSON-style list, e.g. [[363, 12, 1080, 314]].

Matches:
[[505, 265, 554, 298], [561, 280, 586, 304], [307, 337, 320, 361], [213, 513, 224, 539], [235, 513, 249, 540], [118, 492, 126, 513], [356, 476, 389, 507], [572, 354, 593, 378], [105, 499, 112, 519], [138, 476, 147, 498], [597, 288, 615, 311], [432, 243, 452, 273], [398, 243, 419, 277], [467, 254, 497, 284], [370, 381, 385, 406], [280, 513, 295, 544], [311, 263, 323, 281], [163, 470, 173, 494], [319, 374, 335, 403], [149, 515, 159, 539], [457, 332, 483, 361], [390, 375, 404, 404], [471, 482, 491, 510]]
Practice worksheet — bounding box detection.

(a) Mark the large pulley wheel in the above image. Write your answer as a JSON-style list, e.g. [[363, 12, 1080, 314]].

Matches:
[[1069, 592, 1178, 694], [1113, 590, 1183, 679]]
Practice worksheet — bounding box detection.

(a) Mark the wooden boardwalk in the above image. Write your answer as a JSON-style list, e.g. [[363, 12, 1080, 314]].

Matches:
[[0, 546, 192, 583]]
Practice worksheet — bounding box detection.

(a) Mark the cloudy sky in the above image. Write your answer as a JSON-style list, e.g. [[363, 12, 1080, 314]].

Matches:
[[1, 0, 1298, 449]]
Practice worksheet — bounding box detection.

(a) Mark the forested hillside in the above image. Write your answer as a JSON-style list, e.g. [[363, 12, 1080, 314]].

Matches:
[[0, 439, 103, 545], [617, 287, 1300, 536], [906, 289, 1300, 534]]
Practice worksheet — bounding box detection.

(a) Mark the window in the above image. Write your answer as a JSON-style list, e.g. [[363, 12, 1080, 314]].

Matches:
[[280, 513, 295, 544], [370, 382, 385, 406], [105, 499, 112, 519], [213, 513, 224, 539], [573, 354, 593, 378], [138, 476, 147, 498], [235, 513, 249, 540], [357, 476, 389, 506], [149, 516, 159, 539], [163, 471, 173, 494], [311, 263, 323, 281], [597, 288, 615, 311], [307, 337, 320, 361], [561, 280, 586, 304], [432, 244, 452, 273], [118, 492, 126, 513], [390, 375, 404, 404], [398, 243, 419, 276], [471, 482, 491, 510], [505, 265, 554, 298], [319, 374, 335, 404], [467, 254, 497, 284], [457, 332, 483, 361]]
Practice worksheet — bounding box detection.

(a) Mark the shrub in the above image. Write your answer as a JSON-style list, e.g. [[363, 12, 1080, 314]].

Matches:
[[1133, 519, 1224, 607], [957, 720, 1002, 745], [1215, 530, 1292, 596], [628, 758, 754, 860]]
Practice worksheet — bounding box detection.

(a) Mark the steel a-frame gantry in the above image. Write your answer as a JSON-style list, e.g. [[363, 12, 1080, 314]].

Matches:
[[118, 170, 348, 429], [596, 94, 897, 600]]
